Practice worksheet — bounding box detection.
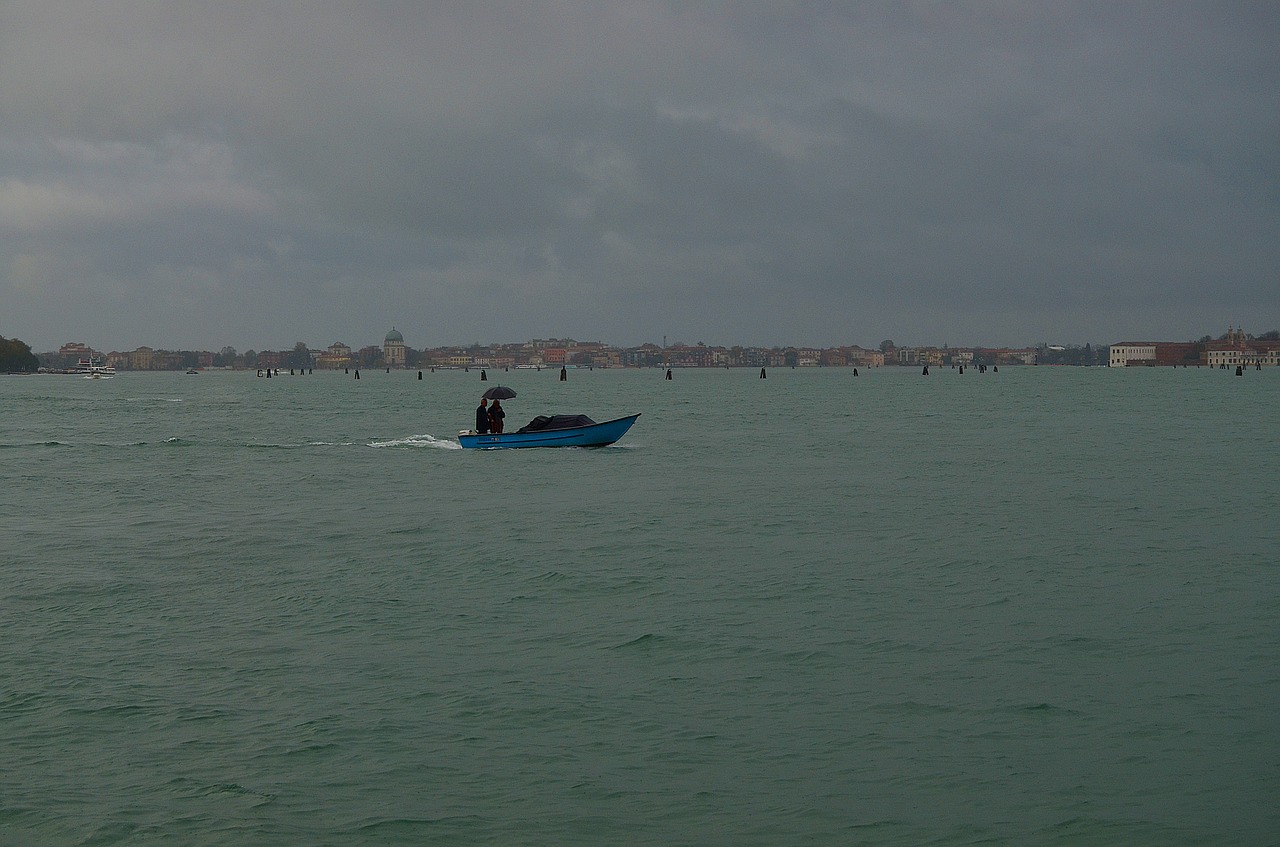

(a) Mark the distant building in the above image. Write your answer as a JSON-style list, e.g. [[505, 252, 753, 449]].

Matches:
[[1205, 347, 1242, 368], [1109, 343, 1157, 367], [1011, 348, 1039, 365], [316, 342, 353, 369], [130, 346, 155, 370], [619, 344, 662, 367], [1204, 326, 1280, 368], [919, 348, 945, 366], [665, 345, 715, 367], [1154, 343, 1202, 366], [384, 328, 406, 367], [1247, 348, 1280, 367], [59, 341, 95, 359], [846, 348, 884, 367], [1110, 327, 1279, 368]]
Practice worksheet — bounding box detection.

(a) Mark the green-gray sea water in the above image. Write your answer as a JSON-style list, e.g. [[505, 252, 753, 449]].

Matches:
[[2, 366, 1277, 846]]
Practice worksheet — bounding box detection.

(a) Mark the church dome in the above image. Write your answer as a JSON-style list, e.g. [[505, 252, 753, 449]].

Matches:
[[385, 328, 404, 343]]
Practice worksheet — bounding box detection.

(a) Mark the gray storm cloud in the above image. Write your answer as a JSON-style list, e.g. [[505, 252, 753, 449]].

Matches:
[[1, 2, 1276, 351]]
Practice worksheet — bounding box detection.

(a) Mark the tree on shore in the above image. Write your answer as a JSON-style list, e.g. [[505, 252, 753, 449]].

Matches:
[[1, 336, 39, 372], [285, 341, 312, 370]]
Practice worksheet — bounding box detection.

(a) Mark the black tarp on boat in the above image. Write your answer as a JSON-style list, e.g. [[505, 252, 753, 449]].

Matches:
[[516, 414, 597, 433]]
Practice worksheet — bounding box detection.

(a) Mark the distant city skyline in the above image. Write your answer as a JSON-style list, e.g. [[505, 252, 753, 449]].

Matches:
[[15, 318, 1280, 357], [3, 4, 1276, 352], [40, 319, 1280, 360], [33, 325, 1280, 372], [28, 321, 1280, 359]]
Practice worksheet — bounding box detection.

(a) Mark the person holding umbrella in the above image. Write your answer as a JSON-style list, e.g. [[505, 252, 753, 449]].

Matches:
[[489, 399, 505, 433], [478, 386, 516, 435]]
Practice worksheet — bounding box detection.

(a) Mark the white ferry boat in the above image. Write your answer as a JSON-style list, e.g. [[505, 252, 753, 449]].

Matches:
[[74, 357, 117, 378]]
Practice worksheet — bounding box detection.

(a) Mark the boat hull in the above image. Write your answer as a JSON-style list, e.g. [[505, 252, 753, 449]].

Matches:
[[459, 414, 639, 449]]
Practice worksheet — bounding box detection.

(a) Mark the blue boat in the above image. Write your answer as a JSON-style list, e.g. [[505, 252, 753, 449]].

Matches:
[[459, 414, 640, 449]]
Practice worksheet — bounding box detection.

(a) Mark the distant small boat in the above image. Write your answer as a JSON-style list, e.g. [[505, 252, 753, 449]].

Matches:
[[186, 369, 200, 374], [459, 414, 639, 449]]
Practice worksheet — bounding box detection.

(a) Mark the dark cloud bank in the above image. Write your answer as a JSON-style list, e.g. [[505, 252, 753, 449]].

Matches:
[[1, 2, 1276, 352]]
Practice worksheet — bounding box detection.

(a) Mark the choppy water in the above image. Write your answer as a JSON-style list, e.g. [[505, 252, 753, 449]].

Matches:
[[2, 366, 1277, 846]]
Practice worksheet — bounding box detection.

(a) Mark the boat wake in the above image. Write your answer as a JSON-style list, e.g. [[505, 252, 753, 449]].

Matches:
[[368, 434, 462, 450], [245, 440, 357, 449]]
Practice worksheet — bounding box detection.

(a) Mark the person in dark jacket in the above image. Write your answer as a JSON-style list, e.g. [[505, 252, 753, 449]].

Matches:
[[475, 398, 490, 433], [489, 399, 505, 433]]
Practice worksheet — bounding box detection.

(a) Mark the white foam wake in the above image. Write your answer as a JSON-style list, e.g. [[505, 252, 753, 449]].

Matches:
[[368, 434, 462, 450]]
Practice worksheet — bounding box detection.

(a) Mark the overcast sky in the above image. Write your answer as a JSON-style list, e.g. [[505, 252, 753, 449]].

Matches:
[[1, 2, 1276, 353]]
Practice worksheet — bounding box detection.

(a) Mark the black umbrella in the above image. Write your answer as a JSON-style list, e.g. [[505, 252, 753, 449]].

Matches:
[[482, 386, 517, 400]]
